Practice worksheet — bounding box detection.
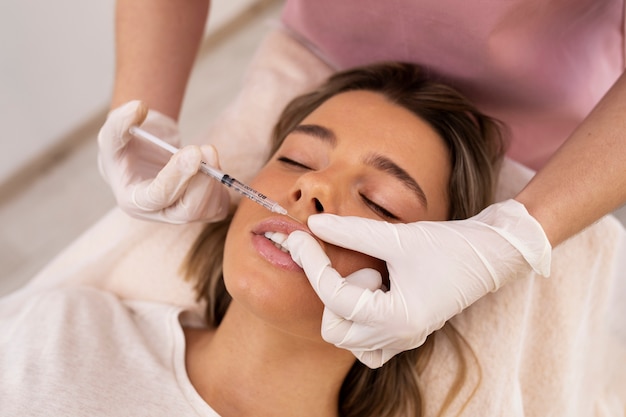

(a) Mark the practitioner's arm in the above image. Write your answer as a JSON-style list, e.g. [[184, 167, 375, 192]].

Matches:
[[111, 0, 210, 119], [98, 0, 230, 223], [516, 70, 626, 246]]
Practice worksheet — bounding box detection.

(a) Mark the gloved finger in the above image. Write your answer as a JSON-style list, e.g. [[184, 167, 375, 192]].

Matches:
[[322, 307, 398, 359], [336, 318, 403, 349], [131, 145, 203, 212], [343, 268, 383, 291], [97, 100, 148, 155], [352, 350, 384, 369], [352, 348, 403, 369], [320, 308, 352, 347], [163, 145, 231, 222], [307, 214, 403, 260], [287, 231, 378, 319], [318, 268, 381, 347], [286, 230, 333, 286]]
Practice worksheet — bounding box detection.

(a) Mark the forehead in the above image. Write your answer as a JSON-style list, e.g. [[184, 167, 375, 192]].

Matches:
[[299, 90, 446, 153], [297, 90, 451, 214]]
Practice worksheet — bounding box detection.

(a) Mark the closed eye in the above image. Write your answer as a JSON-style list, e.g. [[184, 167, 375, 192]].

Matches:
[[360, 194, 399, 220], [277, 156, 311, 170]]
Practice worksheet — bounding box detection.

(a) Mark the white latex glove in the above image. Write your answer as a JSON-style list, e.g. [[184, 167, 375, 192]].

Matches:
[[286, 199, 551, 368], [97, 101, 230, 223]]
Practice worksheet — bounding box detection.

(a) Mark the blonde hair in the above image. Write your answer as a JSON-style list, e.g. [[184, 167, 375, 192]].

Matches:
[[183, 62, 506, 416]]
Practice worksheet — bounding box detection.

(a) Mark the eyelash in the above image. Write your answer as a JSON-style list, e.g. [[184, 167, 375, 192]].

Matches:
[[360, 194, 399, 220], [278, 156, 399, 220], [277, 156, 311, 170]]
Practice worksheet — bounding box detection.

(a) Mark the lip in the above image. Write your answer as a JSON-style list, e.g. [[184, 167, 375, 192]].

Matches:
[[251, 216, 312, 271]]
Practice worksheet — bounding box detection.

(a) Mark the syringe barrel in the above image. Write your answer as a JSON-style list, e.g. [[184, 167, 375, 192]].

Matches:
[[222, 175, 278, 212]]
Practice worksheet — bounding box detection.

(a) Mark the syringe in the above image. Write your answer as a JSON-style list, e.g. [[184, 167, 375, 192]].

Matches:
[[129, 126, 300, 221]]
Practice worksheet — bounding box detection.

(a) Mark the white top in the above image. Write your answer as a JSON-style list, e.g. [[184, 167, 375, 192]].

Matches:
[[0, 286, 219, 417]]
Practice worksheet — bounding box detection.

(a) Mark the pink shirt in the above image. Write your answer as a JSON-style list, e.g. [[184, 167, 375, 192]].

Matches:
[[282, 0, 625, 170]]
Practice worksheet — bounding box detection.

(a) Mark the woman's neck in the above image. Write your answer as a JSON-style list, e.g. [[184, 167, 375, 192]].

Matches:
[[185, 303, 356, 417]]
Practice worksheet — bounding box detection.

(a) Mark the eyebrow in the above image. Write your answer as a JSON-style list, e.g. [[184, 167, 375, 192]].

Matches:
[[291, 124, 337, 147], [292, 123, 428, 207]]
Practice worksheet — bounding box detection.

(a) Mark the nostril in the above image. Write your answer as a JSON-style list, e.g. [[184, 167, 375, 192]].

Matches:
[[294, 190, 302, 201], [314, 198, 324, 213]]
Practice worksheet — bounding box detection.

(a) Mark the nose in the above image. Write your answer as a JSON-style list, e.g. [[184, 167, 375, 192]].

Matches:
[[289, 171, 337, 216]]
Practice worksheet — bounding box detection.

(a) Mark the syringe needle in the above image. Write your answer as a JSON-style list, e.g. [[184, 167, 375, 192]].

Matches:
[[284, 213, 304, 224]]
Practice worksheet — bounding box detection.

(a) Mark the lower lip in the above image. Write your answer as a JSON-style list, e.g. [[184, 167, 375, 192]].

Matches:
[[251, 234, 303, 272]]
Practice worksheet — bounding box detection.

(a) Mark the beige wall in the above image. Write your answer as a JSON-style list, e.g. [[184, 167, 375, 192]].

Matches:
[[0, 0, 260, 186]]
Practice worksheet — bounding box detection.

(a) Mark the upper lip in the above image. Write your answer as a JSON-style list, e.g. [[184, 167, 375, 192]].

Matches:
[[252, 216, 311, 237]]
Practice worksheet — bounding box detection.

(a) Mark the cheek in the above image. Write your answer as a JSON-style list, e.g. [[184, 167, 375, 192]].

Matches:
[[248, 166, 285, 198]]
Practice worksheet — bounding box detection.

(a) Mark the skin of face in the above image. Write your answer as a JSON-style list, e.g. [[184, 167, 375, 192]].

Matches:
[[222, 90, 451, 346]]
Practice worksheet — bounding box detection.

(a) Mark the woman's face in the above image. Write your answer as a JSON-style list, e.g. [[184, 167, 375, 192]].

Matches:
[[223, 90, 451, 343]]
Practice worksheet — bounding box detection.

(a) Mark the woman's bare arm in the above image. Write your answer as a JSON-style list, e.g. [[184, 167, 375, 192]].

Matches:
[[111, 0, 211, 119], [516, 70, 626, 246]]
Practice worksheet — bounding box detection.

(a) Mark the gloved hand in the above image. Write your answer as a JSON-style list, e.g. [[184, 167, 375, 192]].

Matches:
[[286, 199, 551, 368], [97, 101, 230, 223]]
